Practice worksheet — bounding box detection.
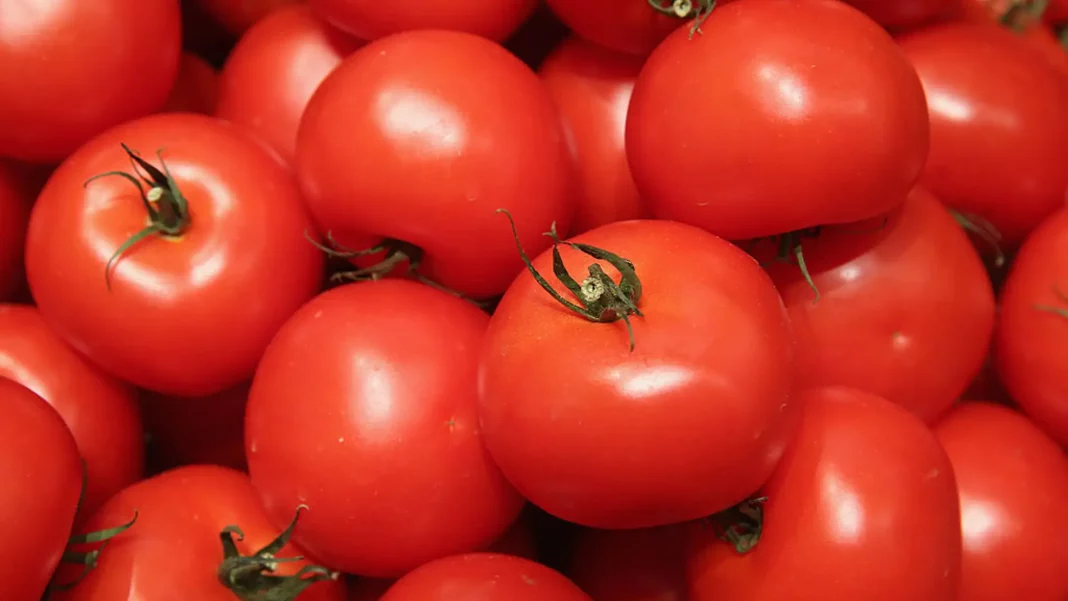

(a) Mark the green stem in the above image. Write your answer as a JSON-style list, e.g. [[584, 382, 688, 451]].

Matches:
[[646, 0, 717, 37]]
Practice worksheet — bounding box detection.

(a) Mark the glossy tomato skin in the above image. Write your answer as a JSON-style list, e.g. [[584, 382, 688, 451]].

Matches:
[[0, 162, 31, 301], [52, 465, 347, 601], [539, 38, 649, 235], [195, 0, 299, 34], [934, 402, 1068, 601], [296, 29, 573, 298], [25, 113, 324, 397], [162, 52, 220, 115], [380, 554, 593, 601], [0, 378, 82, 601], [216, 5, 363, 165], [0, 304, 143, 523], [308, 0, 536, 41], [479, 219, 797, 529], [688, 386, 961, 601], [843, 0, 957, 29], [247, 280, 525, 577], [0, 0, 181, 163], [543, 0, 685, 56], [142, 384, 249, 474], [626, 0, 929, 240], [567, 525, 687, 601]]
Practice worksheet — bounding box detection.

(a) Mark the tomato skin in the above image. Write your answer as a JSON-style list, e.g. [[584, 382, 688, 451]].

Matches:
[[567, 525, 687, 601], [0, 162, 31, 301], [307, 0, 536, 41], [195, 0, 299, 34], [295, 29, 573, 299], [543, 0, 684, 56], [380, 554, 593, 601], [162, 52, 220, 115], [626, 0, 929, 240], [934, 402, 1068, 601], [0, 0, 181, 163], [25, 113, 324, 397], [479, 219, 796, 529], [0, 377, 82, 601], [142, 384, 249, 474], [216, 5, 363, 165], [247, 280, 525, 577], [539, 38, 649, 235], [843, 0, 957, 29]]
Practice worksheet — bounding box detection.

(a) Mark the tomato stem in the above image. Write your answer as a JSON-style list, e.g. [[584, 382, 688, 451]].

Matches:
[[1032, 285, 1068, 319], [999, 0, 1050, 29], [1058, 25, 1068, 49], [706, 496, 767, 554], [647, 0, 717, 37], [951, 210, 1005, 268], [46, 511, 139, 594], [765, 229, 823, 303]]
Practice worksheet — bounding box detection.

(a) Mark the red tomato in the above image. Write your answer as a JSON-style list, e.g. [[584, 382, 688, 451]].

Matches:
[[843, 0, 957, 29], [307, 0, 537, 41], [934, 402, 1068, 601], [53, 465, 347, 601], [195, 0, 300, 34], [0, 304, 143, 523], [1047, 0, 1068, 22], [25, 113, 324, 397], [688, 386, 961, 601], [216, 4, 363, 165], [1017, 23, 1068, 79], [0, 377, 82, 601], [247, 280, 525, 577], [142, 384, 249, 474], [379, 554, 593, 601], [543, 0, 685, 56], [479, 219, 796, 529], [898, 23, 1068, 247], [0, 0, 181, 163], [995, 208, 1068, 447], [567, 525, 687, 601], [0, 162, 31, 301], [295, 30, 573, 299], [539, 37, 649, 235], [162, 53, 220, 115], [626, 0, 928, 240]]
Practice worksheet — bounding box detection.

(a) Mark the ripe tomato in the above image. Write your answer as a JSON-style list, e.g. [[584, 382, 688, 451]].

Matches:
[[0, 0, 181, 163], [539, 38, 649, 235], [379, 554, 593, 601], [567, 525, 687, 601], [142, 384, 249, 474], [0, 377, 82, 601], [25, 113, 324, 397], [626, 0, 929, 240], [843, 0, 957, 29], [307, 0, 537, 41], [688, 386, 961, 601], [53, 465, 347, 601], [934, 402, 1068, 601], [1047, 0, 1068, 22], [995, 208, 1068, 447], [216, 4, 363, 165], [479, 219, 796, 529], [194, 0, 299, 34], [295, 29, 573, 299], [0, 304, 143, 523], [898, 23, 1068, 247], [0, 161, 31, 301], [543, 0, 685, 56], [247, 280, 525, 577], [1017, 23, 1068, 79], [162, 52, 220, 115]]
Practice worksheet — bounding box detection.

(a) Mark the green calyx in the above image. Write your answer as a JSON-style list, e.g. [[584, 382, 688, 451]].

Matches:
[[647, 0, 718, 37], [706, 496, 768, 554]]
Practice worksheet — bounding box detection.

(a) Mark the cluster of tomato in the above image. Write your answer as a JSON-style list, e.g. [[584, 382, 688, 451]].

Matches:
[[2, 0, 1067, 600]]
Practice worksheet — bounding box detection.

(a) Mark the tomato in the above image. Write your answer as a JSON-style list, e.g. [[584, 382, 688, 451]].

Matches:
[[216, 5, 362, 165], [0, 0, 181, 163], [379, 554, 593, 601], [295, 29, 573, 299], [247, 279, 525, 577], [934, 402, 1068, 601], [0, 304, 143, 523], [0, 377, 82, 601], [25, 113, 324, 397], [543, 0, 685, 56], [539, 38, 649, 235], [843, 0, 957, 29], [194, 0, 300, 34], [162, 52, 220, 115], [142, 384, 249, 474], [307, 0, 537, 41], [626, 0, 928, 240], [479, 219, 796, 529], [0, 162, 31, 301], [567, 525, 687, 601], [53, 465, 347, 601], [688, 386, 961, 601], [1047, 0, 1068, 22], [995, 208, 1068, 447], [898, 23, 1068, 248], [1017, 23, 1068, 79]]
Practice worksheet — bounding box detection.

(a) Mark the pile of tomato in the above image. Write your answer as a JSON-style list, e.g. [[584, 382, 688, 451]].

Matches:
[[2, 0, 1067, 600]]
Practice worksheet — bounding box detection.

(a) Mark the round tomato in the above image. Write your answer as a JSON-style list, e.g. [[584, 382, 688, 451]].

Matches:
[[53, 465, 346, 601], [843, 0, 957, 29], [688, 386, 961, 601], [216, 4, 363, 165], [995, 208, 1068, 447], [626, 0, 929, 240], [307, 0, 536, 41], [162, 52, 220, 115], [539, 37, 649, 235], [379, 554, 593, 601], [543, 0, 685, 56], [0, 162, 31, 301], [247, 280, 525, 577], [0, 0, 181, 163], [0, 304, 143, 523], [25, 113, 324, 397], [567, 525, 687, 601], [0, 377, 82, 601], [195, 0, 300, 34], [142, 384, 249, 474], [934, 402, 1068, 601], [479, 219, 796, 529], [295, 29, 573, 299]]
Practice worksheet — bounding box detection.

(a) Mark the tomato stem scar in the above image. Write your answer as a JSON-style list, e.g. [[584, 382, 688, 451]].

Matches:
[[646, 0, 718, 37]]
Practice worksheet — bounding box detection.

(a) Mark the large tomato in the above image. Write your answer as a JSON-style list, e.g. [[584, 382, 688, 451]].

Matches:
[[843, 0, 957, 29], [307, 0, 536, 41], [216, 4, 363, 165], [0, 377, 82, 601], [25, 113, 324, 397], [0, 162, 31, 301], [194, 0, 299, 34], [0, 0, 181, 163], [478, 219, 796, 529], [688, 386, 961, 601], [53, 465, 347, 601], [995, 208, 1068, 447], [898, 23, 1068, 247], [934, 402, 1068, 601], [626, 0, 929, 240], [142, 384, 249, 474], [295, 29, 573, 299], [0, 304, 143, 523], [567, 525, 688, 601], [379, 554, 593, 601], [247, 280, 525, 577]]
